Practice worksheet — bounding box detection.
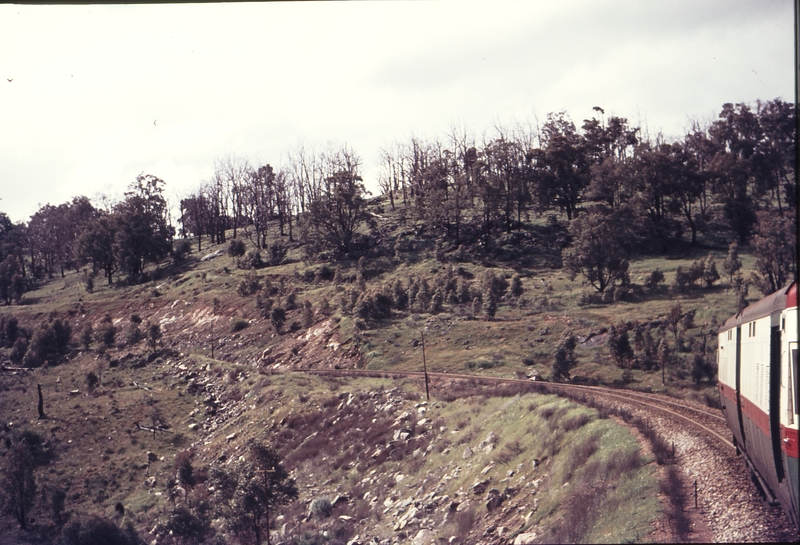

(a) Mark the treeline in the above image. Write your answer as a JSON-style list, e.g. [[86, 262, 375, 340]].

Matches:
[[178, 99, 795, 298], [0, 99, 795, 305], [0, 174, 174, 303]]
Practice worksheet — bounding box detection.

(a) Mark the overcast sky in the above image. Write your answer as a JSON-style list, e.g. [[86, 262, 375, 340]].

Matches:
[[0, 0, 794, 224]]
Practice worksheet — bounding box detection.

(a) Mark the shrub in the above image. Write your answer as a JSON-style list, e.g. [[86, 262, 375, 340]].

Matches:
[[551, 329, 577, 382], [242, 249, 264, 269], [302, 301, 314, 328], [267, 242, 287, 266], [270, 307, 286, 333], [86, 371, 99, 391], [255, 294, 273, 318], [94, 315, 116, 348], [172, 239, 192, 261], [22, 317, 72, 367], [146, 322, 162, 352], [229, 318, 249, 333], [310, 496, 333, 519], [83, 273, 95, 293], [124, 322, 142, 346], [510, 274, 523, 297], [59, 515, 143, 545], [643, 269, 665, 293], [10, 337, 28, 364], [316, 265, 335, 282], [237, 272, 262, 297], [227, 239, 246, 262]]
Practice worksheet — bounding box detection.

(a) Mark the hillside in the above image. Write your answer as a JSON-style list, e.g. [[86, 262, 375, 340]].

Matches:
[[0, 194, 771, 544]]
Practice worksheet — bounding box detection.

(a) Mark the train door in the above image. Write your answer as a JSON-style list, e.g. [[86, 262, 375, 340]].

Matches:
[[770, 325, 785, 481], [736, 325, 747, 447]]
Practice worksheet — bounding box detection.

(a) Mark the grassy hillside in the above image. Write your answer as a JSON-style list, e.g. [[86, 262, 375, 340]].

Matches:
[[0, 196, 755, 544]]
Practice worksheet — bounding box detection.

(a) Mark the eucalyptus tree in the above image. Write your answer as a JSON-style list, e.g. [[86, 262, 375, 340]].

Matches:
[[533, 112, 590, 220], [306, 145, 368, 256]]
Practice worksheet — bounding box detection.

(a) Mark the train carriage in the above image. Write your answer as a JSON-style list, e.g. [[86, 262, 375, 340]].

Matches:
[[718, 282, 798, 529]]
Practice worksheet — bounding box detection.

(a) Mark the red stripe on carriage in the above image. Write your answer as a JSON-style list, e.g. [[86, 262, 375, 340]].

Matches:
[[781, 426, 798, 459]]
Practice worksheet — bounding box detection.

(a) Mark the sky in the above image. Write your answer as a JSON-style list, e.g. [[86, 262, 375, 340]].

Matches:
[[0, 0, 794, 224]]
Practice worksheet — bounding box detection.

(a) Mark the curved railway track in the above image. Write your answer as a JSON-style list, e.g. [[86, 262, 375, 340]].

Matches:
[[304, 367, 799, 541], [305, 368, 733, 449]]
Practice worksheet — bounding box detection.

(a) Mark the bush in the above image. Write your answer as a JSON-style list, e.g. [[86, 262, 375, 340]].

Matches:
[[86, 371, 99, 391], [270, 307, 286, 333], [172, 239, 192, 261], [22, 317, 71, 367], [643, 269, 665, 293], [227, 239, 246, 262], [124, 322, 142, 346], [94, 315, 116, 348], [316, 265, 335, 282], [229, 318, 249, 333], [58, 515, 143, 545], [242, 249, 264, 269], [237, 272, 262, 297], [310, 496, 333, 519], [267, 242, 287, 266]]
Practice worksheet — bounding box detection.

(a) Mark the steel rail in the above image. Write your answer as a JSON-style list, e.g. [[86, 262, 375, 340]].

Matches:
[[303, 368, 735, 450]]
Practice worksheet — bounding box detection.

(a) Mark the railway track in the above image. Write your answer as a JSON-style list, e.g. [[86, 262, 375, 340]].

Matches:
[[305, 367, 798, 541], [305, 368, 733, 450]]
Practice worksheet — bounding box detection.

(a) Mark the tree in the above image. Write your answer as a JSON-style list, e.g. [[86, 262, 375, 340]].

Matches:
[[551, 328, 577, 382], [701, 253, 720, 288], [722, 239, 742, 285], [534, 112, 590, 220], [146, 322, 162, 352], [2, 443, 36, 530], [750, 211, 797, 295], [114, 174, 174, 281], [563, 211, 630, 293], [607, 324, 634, 368], [208, 441, 297, 545], [78, 214, 119, 286], [305, 146, 368, 256], [0, 255, 25, 304], [270, 307, 286, 334]]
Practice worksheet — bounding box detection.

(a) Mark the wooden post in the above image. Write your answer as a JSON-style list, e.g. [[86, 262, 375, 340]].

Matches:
[[421, 330, 429, 402], [262, 467, 276, 545], [211, 322, 214, 359], [37, 384, 45, 419], [694, 480, 698, 508]]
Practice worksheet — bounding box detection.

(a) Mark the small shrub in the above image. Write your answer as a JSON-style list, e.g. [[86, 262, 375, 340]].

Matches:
[[124, 322, 142, 346], [83, 273, 95, 293], [237, 272, 262, 296], [242, 249, 264, 269], [228, 239, 246, 263], [310, 496, 333, 519], [94, 315, 116, 348], [86, 371, 99, 392], [172, 239, 192, 261], [229, 318, 249, 333]]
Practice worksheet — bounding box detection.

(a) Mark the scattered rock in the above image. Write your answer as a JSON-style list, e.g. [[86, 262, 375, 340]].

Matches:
[[472, 479, 490, 495]]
